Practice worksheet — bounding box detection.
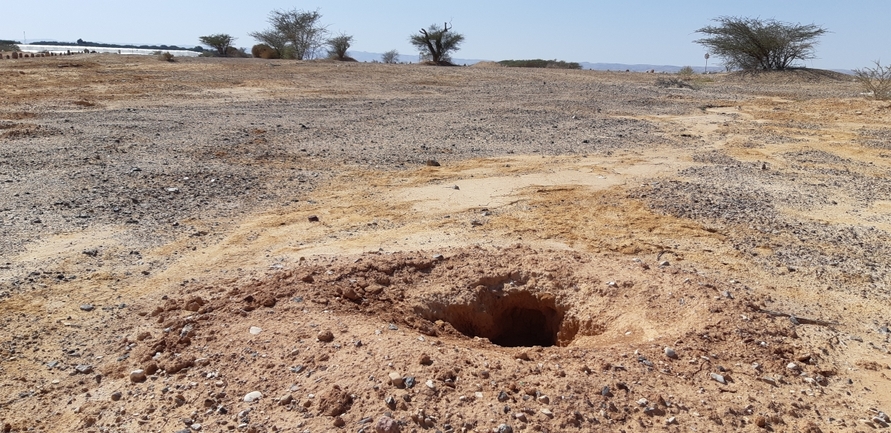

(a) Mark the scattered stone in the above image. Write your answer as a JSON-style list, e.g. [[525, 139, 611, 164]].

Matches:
[[111, 391, 122, 401], [74, 364, 93, 374], [601, 386, 612, 397], [333, 416, 345, 427], [308, 215, 320, 222], [404, 376, 416, 389], [760, 376, 777, 386], [249, 326, 262, 335], [388, 323, 398, 331], [279, 394, 293, 406], [425, 380, 436, 390], [710, 373, 726, 385], [514, 413, 527, 422], [496, 424, 513, 433], [498, 391, 509, 402], [317, 330, 335, 342], [419, 354, 432, 365], [79, 304, 94, 312], [375, 415, 400, 433], [666, 417, 678, 425], [664, 347, 678, 359], [82, 249, 99, 257], [389, 372, 405, 388], [129, 369, 147, 383], [754, 415, 768, 428], [426, 160, 441, 167], [538, 395, 550, 404], [787, 362, 799, 371], [541, 408, 553, 417], [243, 391, 263, 402]]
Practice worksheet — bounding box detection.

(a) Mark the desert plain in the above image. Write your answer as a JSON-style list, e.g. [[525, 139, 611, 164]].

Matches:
[[1, 54, 891, 432]]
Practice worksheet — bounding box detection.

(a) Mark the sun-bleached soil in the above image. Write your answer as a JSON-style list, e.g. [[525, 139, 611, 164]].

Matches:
[[2, 54, 891, 433]]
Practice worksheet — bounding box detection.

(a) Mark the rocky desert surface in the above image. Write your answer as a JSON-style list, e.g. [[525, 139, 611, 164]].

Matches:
[[1, 54, 891, 433]]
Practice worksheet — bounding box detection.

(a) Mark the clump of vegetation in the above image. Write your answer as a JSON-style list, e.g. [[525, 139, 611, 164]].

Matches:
[[677, 66, 695, 76], [854, 61, 891, 101], [694, 16, 827, 71], [409, 22, 463, 65], [498, 59, 581, 69], [158, 51, 175, 62], [199, 34, 236, 57], [251, 44, 280, 59], [655, 77, 698, 90], [0, 40, 21, 52], [251, 8, 328, 60], [326, 33, 355, 61], [381, 50, 399, 64]]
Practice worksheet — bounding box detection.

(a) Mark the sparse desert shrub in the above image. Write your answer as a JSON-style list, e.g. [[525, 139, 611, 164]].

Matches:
[[250, 8, 328, 60], [158, 51, 175, 62], [695, 16, 827, 71], [382, 49, 399, 64], [854, 61, 891, 101], [251, 44, 280, 59], [226, 47, 250, 58], [498, 59, 581, 69], [655, 77, 697, 90], [678, 66, 695, 76], [199, 34, 236, 57], [326, 33, 354, 61]]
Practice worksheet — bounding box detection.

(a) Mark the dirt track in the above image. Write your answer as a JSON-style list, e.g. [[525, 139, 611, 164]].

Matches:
[[2, 54, 891, 432]]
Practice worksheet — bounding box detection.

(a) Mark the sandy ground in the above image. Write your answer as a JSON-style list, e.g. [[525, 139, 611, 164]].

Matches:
[[2, 54, 891, 432]]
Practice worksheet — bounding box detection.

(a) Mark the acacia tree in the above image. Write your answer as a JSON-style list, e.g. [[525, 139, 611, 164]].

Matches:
[[381, 49, 399, 64], [326, 33, 353, 60], [694, 17, 827, 71], [199, 34, 235, 57], [409, 22, 464, 64], [250, 9, 328, 60]]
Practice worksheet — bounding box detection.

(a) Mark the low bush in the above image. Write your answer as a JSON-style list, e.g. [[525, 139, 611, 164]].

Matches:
[[498, 59, 581, 70], [251, 44, 280, 59], [854, 61, 891, 100], [655, 77, 697, 89], [158, 51, 175, 62], [678, 66, 695, 76]]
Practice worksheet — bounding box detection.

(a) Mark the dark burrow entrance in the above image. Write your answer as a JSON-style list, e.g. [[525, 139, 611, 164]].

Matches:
[[421, 289, 570, 348]]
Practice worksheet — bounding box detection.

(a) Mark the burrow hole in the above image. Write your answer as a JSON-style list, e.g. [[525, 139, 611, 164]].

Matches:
[[422, 290, 575, 348]]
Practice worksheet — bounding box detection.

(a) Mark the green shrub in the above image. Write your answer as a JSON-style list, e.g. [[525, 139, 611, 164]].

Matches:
[[678, 66, 695, 76]]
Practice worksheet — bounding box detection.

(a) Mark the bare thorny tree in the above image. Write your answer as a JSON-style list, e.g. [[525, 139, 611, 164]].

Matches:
[[409, 22, 464, 64]]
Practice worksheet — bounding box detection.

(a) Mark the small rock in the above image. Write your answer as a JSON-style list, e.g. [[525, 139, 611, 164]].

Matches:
[[279, 395, 293, 406], [787, 362, 799, 370], [389, 372, 405, 388], [514, 413, 527, 422], [129, 369, 147, 383], [249, 326, 262, 335], [79, 304, 94, 312], [426, 160, 441, 167], [419, 354, 432, 365], [333, 416, 345, 427], [74, 364, 93, 374], [538, 395, 550, 404], [664, 347, 678, 359], [375, 415, 401, 433], [541, 408, 553, 417], [496, 424, 513, 433], [388, 323, 398, 331], [601, 386, 611, 397], [425, 379, 435, 389], [710, 373, 726, 385], [190, 423, 202, 431], [243, 391, 263, 403], [111, 391, 122, 401], [308, 215, 320, 222], [317, 330, 335, 342], [498, 391, 509, 402], [404, 376, 416, 389], [760, 376, 777, 386], [659, 260, 670, 267], [666, 417, 678, 425], [754, 415, 768, 428], [82, 249, 99, 257]]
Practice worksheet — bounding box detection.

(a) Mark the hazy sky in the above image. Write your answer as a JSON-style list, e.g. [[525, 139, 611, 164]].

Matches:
[[5, 0, 889, 69]]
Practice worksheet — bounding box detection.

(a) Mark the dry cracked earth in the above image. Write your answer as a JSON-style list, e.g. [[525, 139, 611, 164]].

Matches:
[[1, 54, 891, 433]]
